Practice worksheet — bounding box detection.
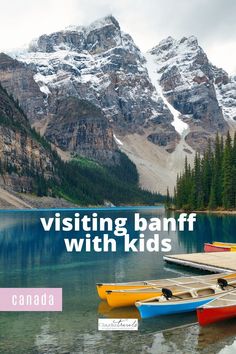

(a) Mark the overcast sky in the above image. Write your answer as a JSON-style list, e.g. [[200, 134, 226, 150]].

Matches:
[[0, 0, 235, 73]]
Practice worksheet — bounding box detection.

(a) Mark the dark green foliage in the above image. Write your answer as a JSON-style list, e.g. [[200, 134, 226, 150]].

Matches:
[[54, 153, 163, 205], [0, 82, 163, 205], [109, 152, 138, 185], [222, 132, 234, 208], [165, 187, 171, 208], [0, 83, 53, 149], [174, 133, 236, 210], [208, 183, 217, 210]]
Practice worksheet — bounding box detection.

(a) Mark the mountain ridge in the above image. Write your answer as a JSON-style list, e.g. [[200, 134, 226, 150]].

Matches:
[[1, 15, 235, 194]]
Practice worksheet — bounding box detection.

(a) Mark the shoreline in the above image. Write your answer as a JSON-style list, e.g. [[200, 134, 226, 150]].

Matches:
[[194, 210, 236, 215], [172, 208, 236, 215], [0, 186, 165, 210]]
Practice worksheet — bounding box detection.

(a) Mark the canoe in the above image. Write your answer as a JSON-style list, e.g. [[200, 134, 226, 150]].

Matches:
[[197, 289, 236, 326], [106, 276, 232, 308], [106, 288, 164, 308], [96, 273, 236, 300], [204, 243, 236, 252], [135, 277, 236, 319], [213, 242, 236, 247], [204, 243, 231, 252], [96, 282, 156, 300], [96, 272, 235, 300]]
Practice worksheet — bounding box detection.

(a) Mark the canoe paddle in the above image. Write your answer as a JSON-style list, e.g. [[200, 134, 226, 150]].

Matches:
[[162, 288, 182, 300], [217, 278, 236, 290]]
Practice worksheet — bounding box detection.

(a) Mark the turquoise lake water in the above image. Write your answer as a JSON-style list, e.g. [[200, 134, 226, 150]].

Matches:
[[0, 207, 236, 353]]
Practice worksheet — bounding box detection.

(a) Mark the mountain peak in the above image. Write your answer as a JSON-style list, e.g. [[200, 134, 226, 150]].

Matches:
[[179, 35, 198, 45], [25, 15, 121, 53], [149, 35, 199, 56], [87, 15, 120, 32], [65, 15, 120, 34]]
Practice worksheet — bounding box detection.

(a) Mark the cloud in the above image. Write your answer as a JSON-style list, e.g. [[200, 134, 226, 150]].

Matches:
[[0, 0, 235, 73]]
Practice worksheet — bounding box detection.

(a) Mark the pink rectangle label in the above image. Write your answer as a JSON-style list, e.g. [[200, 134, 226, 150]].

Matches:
[[0, 288, 62, 311]]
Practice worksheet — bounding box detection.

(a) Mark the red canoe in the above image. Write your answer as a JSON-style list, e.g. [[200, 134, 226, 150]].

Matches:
[[197, 290, 236, 326], [204, 243, 230, 252]]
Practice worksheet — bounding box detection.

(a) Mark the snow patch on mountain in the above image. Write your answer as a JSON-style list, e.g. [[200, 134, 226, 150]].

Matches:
[[214, 80, 236, 122], [10, 15, 176, 142], [150, 36, 209, 91], [34, 73, 51, 96], [11, 17, 145, 98], [145, 52, 188, 136], [14, 47, 111, 95], [113, 134, 123, 146]]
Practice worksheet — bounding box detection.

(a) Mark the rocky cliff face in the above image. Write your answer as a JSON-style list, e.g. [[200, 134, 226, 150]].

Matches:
[[212, 65, 236, 126], [147, 36, 230, 150], [8, 15, 177, 154], [0, 51, 120, 164], [0, 84, 55, 192], [0, 53, 47, 123], [46, 98, 118, 163]]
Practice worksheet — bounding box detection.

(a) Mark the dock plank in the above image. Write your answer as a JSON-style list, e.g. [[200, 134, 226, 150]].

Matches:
[[164, 252, 236, 273]]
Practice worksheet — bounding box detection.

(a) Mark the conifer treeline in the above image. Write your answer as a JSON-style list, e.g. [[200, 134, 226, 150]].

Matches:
[[174, 132, 236, 210]]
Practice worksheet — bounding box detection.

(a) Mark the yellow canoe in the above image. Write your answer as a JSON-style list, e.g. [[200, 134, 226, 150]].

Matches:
[[106, 288, 167, 308], [213, 242, 236, 247], [96, 272, 236, 301], [213, 242, 236, 251], [96, 282, 154, 300], [212, 242, 236, 252]]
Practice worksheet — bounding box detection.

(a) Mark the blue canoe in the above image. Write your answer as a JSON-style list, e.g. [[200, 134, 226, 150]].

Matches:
[[136, 297, 214, 319], [135, 285, 232, 319]]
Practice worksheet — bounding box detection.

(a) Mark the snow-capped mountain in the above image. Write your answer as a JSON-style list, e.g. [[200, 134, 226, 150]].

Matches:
[[0, 15, 235, 192], [213, 66, 236, 125], [147, 36, 231, 150], [8, 15, 177, 155]]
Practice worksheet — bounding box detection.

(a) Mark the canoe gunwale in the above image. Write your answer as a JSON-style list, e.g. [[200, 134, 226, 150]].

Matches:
[[106, 278, 235, 295], [200, 303, 236, 309], [198, 288, 236, 309], [213, 242, 236, 247], [97, 272, 236, 289], [135, 280, 236, 307], [136, 295, 215, 307], [136, 290, 217, 306]]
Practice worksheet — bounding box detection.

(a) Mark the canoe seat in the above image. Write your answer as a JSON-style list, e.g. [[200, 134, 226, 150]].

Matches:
[[196, 288, 215, 297]]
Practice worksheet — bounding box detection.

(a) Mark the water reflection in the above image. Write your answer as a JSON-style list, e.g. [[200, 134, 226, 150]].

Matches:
[[0, 209, 236, 353], [176, 213, 236, 253], [98, 301, 141, 319], [144, 320, 236, 354]]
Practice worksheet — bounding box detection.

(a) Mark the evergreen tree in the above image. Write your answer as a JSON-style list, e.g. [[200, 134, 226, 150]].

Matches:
[[201, 140, 213, 207], [166, 187, 171, 208], [222, 132, 234, 209], [214, 132, 223, 206], [208, 182, 217, 210], [175, 133, 236, 210]]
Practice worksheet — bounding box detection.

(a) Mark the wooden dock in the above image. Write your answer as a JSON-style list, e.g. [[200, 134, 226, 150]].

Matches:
[[164, 252, 236, 273]]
